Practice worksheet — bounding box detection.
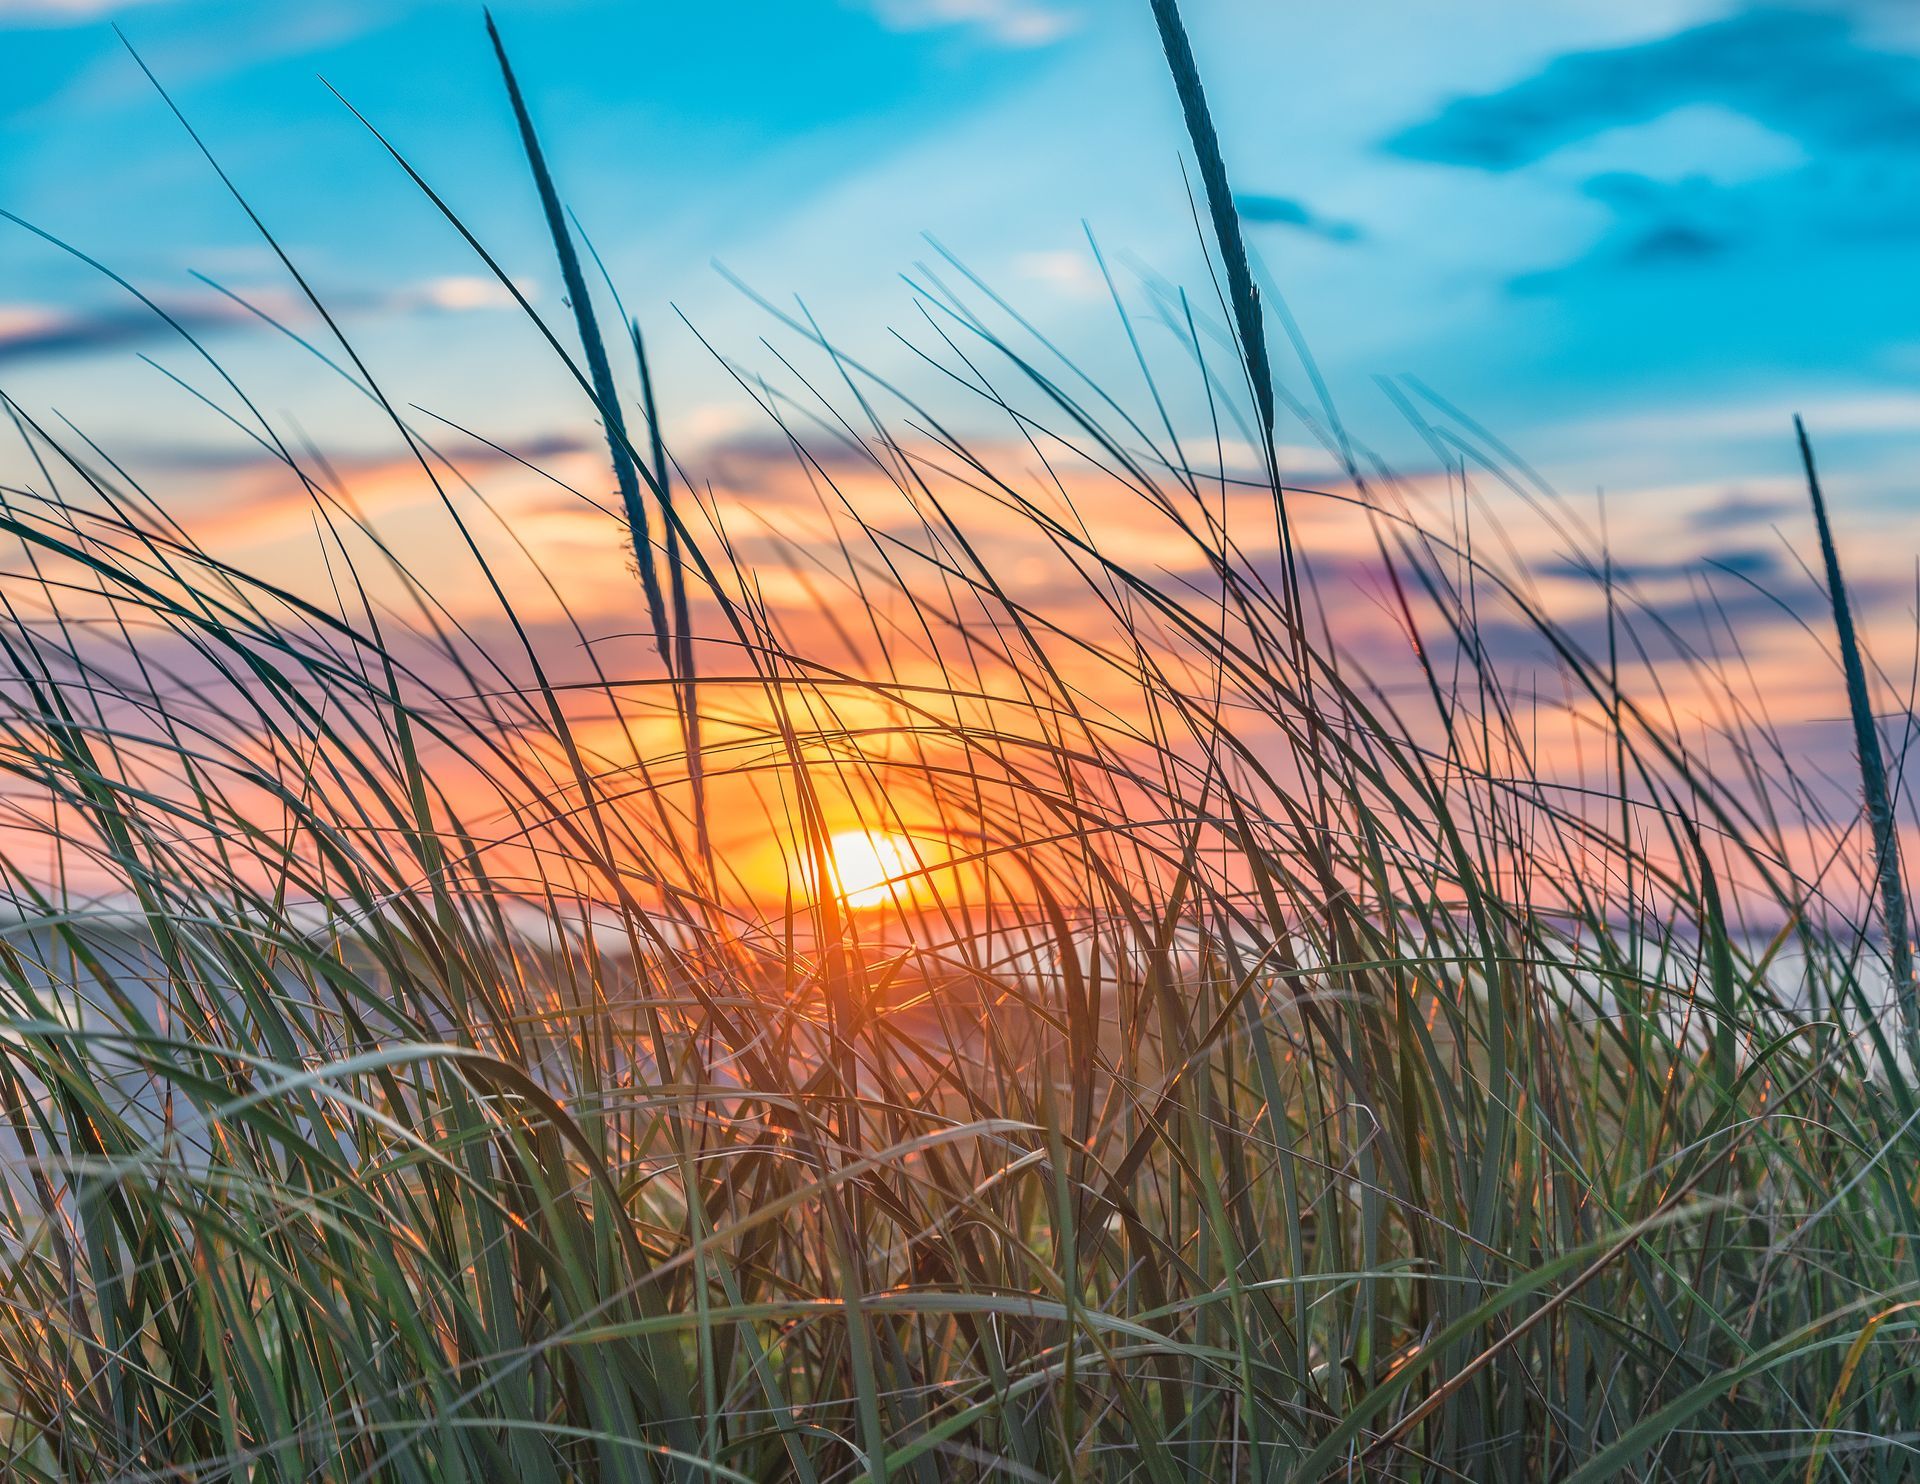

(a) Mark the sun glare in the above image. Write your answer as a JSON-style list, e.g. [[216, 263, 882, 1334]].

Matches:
[[825, 830, 917, 909]]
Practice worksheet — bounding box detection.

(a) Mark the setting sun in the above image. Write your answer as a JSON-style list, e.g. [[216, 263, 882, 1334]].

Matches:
[[825, 830, 917, 909]]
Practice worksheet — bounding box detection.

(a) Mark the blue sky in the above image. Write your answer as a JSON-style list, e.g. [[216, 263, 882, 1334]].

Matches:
[[2, 0, 1917, 544]]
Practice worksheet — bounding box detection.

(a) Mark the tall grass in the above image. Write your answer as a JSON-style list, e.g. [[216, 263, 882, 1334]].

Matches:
[[0, 7, 1915, 1480]]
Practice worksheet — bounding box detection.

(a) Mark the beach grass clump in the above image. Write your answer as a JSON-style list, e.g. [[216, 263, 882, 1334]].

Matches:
[[0, 5, 1914, 1479]]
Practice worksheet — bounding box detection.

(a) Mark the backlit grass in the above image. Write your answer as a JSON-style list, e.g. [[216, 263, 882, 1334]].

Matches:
[[0, 5, 1915, 1479]]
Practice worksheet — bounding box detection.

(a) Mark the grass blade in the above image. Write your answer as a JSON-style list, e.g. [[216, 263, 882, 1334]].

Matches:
[[486, 10, 673, 660], [1145, 0, 1274, 445], [1798, 413, 1915, 1043]]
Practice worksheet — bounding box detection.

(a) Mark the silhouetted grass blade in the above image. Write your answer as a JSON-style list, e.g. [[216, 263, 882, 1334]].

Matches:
[[1798, 413, 1915, 1042], [1146, 0, 1274, 444], [486, 11, 672, 661]]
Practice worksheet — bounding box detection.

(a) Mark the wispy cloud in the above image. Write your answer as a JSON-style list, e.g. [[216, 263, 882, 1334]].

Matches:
[[858, 0, 1078, 48], [1670, 489, 1793, 537], [0, 0, 166, 21], [1572, 392, 1920, 445], [0, 276, 528, 366], [1014, 249, 1104, 298], [387, 275, 526, 313], [1539, 547, 1783, 584], [0, 299, 244, 362], [1233, 193, 1363, 244], [160, 433, 598, 555]]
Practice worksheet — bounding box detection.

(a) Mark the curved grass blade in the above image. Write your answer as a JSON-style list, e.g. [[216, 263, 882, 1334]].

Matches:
[[486, 11, 672, 661], [1798, 414, 1915, 1044]]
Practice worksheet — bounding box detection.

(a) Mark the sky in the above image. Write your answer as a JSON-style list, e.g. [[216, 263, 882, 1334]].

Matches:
[[4, 0, 1917, 469], [2, 0, 1919, 896]]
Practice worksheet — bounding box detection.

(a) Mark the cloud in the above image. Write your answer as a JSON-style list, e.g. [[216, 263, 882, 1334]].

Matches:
[[1509, 177, 1734, 291], [1232, 194, 1363, 244], [1687, 491, 1798, 534], [0, 299, 248, 362], [1618, 222, 1729, 264], [1388, 10, 1920, 172], [1465, 572, 1886, 686], [1388, 8, 1920, 284], [1577, 391, 1920, 444], [1538, 547, 1782, 583], [161, 434, 601, 555], [858, 0, 1077, 47], [0, 276, 528, 367], [127, 429, 591, 476], [0, 0, 165, 19], [1014, 249, 1104, 298], [391, 275, 527, 313]]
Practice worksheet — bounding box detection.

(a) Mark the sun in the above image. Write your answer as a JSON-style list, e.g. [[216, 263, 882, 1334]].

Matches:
[[824, 829, 917, 909]]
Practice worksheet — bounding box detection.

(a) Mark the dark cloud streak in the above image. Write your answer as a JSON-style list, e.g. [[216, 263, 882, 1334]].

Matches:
[[0, 278, 519, 367], [1233, 193, 1363, 243], [0, 300, 253, 365], [1387, 10, 1920, 172]]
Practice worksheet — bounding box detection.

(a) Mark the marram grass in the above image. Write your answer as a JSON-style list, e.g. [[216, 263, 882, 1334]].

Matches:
[[0, 6, 1915, 1481]]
